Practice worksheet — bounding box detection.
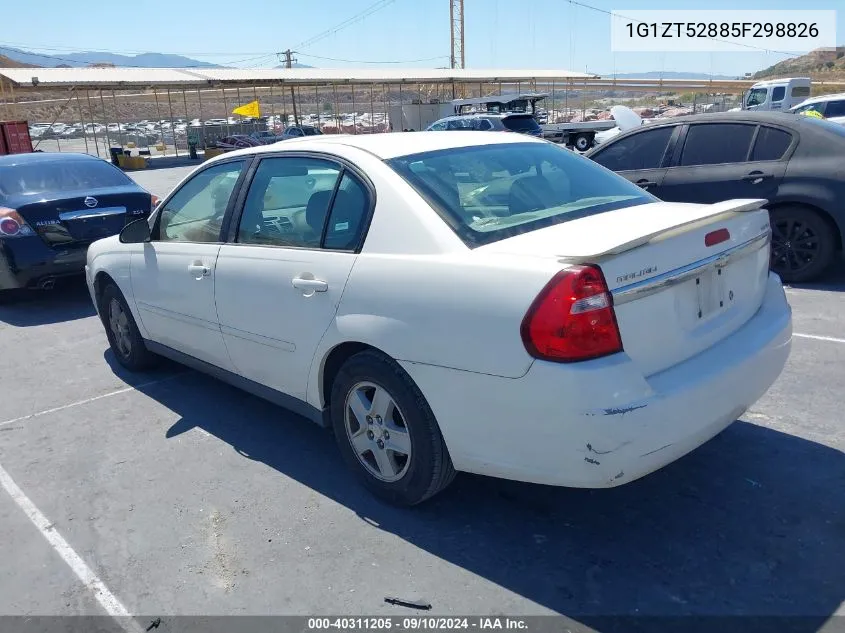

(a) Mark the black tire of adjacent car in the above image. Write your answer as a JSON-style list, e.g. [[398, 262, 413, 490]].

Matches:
[[573, 133, 593, 152], [330, 350, 456, 506], [99, 283, 159, 371], [769, 206, 837, 284]]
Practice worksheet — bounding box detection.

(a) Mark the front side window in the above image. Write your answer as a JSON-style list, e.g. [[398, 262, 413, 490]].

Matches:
[[591, 126, 674, 172], [679, 124, 755, 166], [772, 86, 786, 102], [792, 102, 826, 116], [386, 142, 654, 247], [156, 160, 245, 243]]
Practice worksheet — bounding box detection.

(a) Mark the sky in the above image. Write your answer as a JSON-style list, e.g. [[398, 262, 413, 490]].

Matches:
[[4, 0, 843, 77]]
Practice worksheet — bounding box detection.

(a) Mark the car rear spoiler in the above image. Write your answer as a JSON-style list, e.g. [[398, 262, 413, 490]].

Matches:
[[558, 198, 769, 261]]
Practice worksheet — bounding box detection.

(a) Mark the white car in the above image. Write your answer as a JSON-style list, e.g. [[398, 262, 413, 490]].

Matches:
[[789, 92, 845, 126], [85, 132, 792, 506]]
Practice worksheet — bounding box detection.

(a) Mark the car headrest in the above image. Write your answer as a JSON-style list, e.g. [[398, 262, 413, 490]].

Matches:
[[508, 176, 559, 216], [305, 190, 334, 233]]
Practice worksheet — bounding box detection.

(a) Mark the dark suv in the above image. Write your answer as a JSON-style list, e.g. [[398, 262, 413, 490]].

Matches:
[[426, 113, 542, 137]]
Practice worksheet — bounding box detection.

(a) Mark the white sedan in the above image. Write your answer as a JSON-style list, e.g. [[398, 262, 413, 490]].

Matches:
[[86, 131, 792, 506]]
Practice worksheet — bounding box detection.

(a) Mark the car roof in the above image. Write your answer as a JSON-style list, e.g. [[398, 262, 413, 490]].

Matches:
[[615, 111, 810, 127], [210, 130, 544, 162], [0, 152, 103, 167]]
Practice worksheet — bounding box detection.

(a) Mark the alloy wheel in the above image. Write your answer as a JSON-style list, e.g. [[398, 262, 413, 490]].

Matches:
[[344, 381, 412, 482]]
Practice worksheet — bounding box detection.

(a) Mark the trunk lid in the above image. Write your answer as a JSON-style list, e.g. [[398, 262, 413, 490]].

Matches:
[[479, 199, 773, 376], [13, 187, 152, 248]]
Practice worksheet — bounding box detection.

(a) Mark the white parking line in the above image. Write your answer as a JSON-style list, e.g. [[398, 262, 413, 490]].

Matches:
[[0, 462, 144, 633], [794, 332, 845, 344], [0, 372, 187, 428]]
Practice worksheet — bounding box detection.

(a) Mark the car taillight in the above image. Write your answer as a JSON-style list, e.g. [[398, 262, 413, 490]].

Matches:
[[521, 265, 623, 363], [0, 208, 36, 238]]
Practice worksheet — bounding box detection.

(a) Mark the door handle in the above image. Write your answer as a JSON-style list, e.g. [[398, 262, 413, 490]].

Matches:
[[636, 179, 657, 188], [742, 171, 771, 183], [188, 263, 210, 278], [292, 277, 328, 293]]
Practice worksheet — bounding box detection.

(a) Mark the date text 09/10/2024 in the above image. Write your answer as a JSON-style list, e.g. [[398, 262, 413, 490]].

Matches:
[[307, 618, 528, 630]]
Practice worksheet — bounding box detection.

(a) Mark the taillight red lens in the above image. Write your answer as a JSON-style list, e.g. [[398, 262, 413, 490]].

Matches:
[[521, 265, 623, 363], [0, 217, 20, 236], [0, 208, 35, 237]]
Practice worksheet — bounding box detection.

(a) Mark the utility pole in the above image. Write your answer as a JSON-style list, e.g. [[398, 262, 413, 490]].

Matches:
[[449, 0, 465, 70], [283, 49, 300, 126]]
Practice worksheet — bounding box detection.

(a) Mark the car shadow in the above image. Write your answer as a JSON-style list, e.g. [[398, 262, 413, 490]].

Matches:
[[0, 278, 96, 326], [121, 368, 845, 627], [786, 257, 845, 293]]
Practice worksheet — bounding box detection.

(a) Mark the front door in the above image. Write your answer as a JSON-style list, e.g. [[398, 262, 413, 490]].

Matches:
[[659, 123, 791, 204], [130, 159, 248, 370], [214, 155, 371, 400]]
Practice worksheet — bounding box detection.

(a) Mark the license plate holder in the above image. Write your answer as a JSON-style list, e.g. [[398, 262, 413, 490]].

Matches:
[[695, 266, 727, 320]]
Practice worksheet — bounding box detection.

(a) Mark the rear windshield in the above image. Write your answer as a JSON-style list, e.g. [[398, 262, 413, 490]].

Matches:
[[502, 115, 541, 133], [0, 159, 132, 198], [386, 142, 654, 246]]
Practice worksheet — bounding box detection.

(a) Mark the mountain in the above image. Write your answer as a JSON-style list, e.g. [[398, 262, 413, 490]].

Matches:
[[0, 45, 218, 68], [0, 54, 38, 68], [753, 46, 845, 79]]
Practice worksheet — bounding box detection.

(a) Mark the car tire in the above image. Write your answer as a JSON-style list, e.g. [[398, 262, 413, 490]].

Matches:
[[770, 206, 837, 283], [99, 283, 158, 371], [330, 350, 456, 506], [573, 133, 592, 152]]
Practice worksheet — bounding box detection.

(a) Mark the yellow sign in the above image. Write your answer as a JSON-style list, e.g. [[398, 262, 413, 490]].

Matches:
[[232, 100, 260, 118], [800, 109, 824, 119]]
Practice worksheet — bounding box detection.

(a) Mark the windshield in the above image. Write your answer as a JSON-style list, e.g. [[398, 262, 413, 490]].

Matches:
[[386, 142, 654, 247], [746, 88, 769, 107], [0, 159, 132, 198]]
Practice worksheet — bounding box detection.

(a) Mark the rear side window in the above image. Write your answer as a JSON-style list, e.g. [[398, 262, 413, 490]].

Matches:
[[591, 126, 674, 172], [680, 124, 755, 166], [825, 100, 845, 118], [0, 159, 131, 197], [791, 86, 811, 98], [751, 127, 792, 161], [502, 116, 541, 134], [772, 86, 786, 102]]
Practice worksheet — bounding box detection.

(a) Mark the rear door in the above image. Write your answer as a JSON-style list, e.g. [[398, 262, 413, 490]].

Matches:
[[589, 124, 678, 197], [214, 154, 371, 401], [659, 122, 791, 204]]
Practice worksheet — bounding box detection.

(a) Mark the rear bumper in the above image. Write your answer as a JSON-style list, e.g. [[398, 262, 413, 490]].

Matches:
[[0, 238, 88, 290], [400, 273, 792, 488]]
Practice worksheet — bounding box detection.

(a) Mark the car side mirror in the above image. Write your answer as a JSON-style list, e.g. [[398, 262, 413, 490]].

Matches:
[[119, 218, 151, 244]]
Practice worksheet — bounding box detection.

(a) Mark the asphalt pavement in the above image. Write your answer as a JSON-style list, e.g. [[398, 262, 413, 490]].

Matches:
[[0, 166, 843, 631]]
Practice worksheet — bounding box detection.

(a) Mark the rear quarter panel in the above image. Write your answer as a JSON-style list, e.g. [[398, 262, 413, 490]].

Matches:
[[778, 155, 845, 240]]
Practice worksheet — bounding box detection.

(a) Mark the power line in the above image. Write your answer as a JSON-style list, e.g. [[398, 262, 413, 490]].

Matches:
[[296, 52, 449, 64], [567, 0, 801, 59], [295, 0, 399, 50]]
